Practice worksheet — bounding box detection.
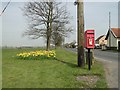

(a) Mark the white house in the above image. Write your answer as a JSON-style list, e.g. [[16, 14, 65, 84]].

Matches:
[[105, 28, 120, 50], [95, 35, 107, 46]]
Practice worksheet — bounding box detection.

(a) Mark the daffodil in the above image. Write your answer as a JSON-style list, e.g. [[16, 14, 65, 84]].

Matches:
[[16, 50, 56, 60]]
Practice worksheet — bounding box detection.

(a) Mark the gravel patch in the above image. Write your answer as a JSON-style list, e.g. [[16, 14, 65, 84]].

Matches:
[[76, 75, 99, 85]]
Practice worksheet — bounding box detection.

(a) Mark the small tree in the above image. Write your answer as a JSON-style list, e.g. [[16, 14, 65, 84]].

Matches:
[[51, 23, 73, 48], [52, 31, 64, 48]]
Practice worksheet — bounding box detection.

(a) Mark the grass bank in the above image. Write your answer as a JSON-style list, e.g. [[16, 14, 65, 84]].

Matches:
[[2, 47, 107, 88]]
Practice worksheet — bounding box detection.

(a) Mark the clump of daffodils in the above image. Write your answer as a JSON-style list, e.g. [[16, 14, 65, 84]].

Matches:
[[16, 50, 56, 60]]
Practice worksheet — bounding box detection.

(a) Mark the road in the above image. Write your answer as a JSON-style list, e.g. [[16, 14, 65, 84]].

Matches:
[[94, 49, 119, 62], [65, 48, 119, 62], [94, 49, 119, 88], [65, 48, 119, 88]]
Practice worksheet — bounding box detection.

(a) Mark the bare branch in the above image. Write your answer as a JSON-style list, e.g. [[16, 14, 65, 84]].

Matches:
[[22, 1, 73, 49]]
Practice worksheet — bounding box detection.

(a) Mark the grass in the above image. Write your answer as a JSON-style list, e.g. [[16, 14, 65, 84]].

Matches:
[[2, 47, 107, 88]]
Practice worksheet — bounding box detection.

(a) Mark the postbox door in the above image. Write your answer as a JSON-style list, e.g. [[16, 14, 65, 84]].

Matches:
[[88, 38, 93, 46]]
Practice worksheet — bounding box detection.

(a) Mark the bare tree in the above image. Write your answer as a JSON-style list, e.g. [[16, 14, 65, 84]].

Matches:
[[23, 1, 72, 50]]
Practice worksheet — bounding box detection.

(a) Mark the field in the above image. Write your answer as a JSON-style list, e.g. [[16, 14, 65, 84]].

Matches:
[[2, 47, 107, 88]]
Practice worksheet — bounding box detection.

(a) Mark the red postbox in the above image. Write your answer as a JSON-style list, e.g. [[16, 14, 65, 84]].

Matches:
[[85, 30, 95, 49]]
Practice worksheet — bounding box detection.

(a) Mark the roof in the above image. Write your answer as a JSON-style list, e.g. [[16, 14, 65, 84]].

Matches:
[[105, 28, 120, 40], [111, 28, 120, 38], [96, 35, 105, 41]]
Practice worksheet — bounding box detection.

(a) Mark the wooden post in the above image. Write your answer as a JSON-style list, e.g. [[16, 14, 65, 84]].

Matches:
[[77, 0, 85, 67], [88, 49, 91, 70]]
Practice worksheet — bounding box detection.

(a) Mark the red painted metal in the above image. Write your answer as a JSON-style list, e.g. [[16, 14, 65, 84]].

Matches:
[[85, 30, 95, 49]]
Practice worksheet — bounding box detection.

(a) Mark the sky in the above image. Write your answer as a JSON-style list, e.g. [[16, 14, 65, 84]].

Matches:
[[0, 0, 119, 47]]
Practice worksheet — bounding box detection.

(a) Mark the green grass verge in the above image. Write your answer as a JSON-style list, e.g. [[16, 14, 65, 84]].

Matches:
[[2, 47, 107, 88]]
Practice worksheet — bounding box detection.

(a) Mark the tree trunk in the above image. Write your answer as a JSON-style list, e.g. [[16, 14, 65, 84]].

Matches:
[[46, 15, 50, 51], [46, 35, 50, 51], [46, 2, 53, 51]]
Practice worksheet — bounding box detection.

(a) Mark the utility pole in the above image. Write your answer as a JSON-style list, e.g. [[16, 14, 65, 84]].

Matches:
[[75, 0, 85, 67], [109, 12, 111, 49], [109, 12, 111, 29]]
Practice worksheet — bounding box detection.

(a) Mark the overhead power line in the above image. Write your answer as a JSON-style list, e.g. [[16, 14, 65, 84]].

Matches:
[[0, 0, 11, 16]]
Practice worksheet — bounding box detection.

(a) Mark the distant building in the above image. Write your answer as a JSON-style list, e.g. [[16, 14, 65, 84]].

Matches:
[[95, 35, 107, 46], [105, 28, 120, 50]]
